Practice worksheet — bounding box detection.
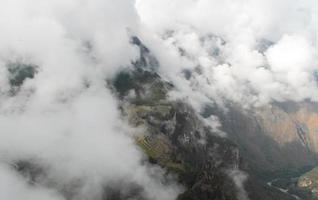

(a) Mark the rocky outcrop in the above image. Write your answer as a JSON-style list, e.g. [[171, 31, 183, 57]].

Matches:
[[297, 167, 318, 199]]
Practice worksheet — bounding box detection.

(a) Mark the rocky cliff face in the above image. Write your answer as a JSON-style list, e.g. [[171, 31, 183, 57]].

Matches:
[[204, 102, 318, 175], [257, 102, 318, 153]]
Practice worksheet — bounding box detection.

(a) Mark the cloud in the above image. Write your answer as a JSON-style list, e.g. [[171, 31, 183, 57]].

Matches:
[[0, 0, 182, 200], [1, 0, 318, 200], [0, 164, 64, 200], [136, 0, 318, 108], [228, 170, 249, 200], [0, 88, 182, 200]]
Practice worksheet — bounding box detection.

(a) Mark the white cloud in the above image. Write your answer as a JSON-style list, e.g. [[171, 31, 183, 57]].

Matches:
[[0, 164, 64, 200], [136, 0, 318, 107], [1, 0, 318, 199], [0, 0, 182, 199]]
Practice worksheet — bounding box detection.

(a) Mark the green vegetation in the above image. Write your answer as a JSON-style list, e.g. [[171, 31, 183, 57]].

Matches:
[[256, 165, 314, 181], [136, 135, 185, 173], [113, 71, 135, 97], [297, 166, 318, 199], [147, 81, 168, 100], [7, 62, 37, 87], [136, 136, 162, 159]]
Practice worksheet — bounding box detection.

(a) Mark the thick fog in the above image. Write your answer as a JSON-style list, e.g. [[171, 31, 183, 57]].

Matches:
[[136, 0, 318, 109], [0, 0, 181, 200]]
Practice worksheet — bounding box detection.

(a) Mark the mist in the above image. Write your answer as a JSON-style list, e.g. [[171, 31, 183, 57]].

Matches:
[[0, 0, 318, 200], [0, 0, 181, 199], [136, 0, 318, 109]]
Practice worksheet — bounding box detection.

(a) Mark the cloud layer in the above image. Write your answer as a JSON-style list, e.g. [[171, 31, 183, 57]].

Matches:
[[0, 0, 318, 200], [136, 0, 318, 108], [0, 0, 181, 200]]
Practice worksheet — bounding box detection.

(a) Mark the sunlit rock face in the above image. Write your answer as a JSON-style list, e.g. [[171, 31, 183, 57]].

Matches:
[[256, 102, 318, 151], [255, 102, 318, 169], [205, 101, 318, 173]]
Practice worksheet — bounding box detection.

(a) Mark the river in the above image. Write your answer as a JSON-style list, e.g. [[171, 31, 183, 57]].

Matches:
[[267, 179, 302, 200]]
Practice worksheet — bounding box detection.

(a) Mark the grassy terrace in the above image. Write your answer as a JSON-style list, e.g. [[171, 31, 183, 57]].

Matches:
[[136, 135, 185, 173]]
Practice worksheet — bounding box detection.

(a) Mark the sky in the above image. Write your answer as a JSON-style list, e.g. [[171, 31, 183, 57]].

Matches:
[[0, 0, 317, 200]]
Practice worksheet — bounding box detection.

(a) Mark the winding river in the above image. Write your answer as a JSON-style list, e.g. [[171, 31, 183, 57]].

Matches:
[[267, 179, 302, 200]]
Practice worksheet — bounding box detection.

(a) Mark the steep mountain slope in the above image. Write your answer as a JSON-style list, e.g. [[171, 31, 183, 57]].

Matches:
[[109, 37, 302, 200], [111, 66, 294, 200], [112, 68, 244, 200], [205, 102, 318, 176]]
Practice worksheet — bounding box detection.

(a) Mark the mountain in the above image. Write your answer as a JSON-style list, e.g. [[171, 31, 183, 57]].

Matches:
[[111, 66, 293, 200], [109, 37, 316, 200], [10, 36, 318, 200], [206, 101, 318, 176]]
